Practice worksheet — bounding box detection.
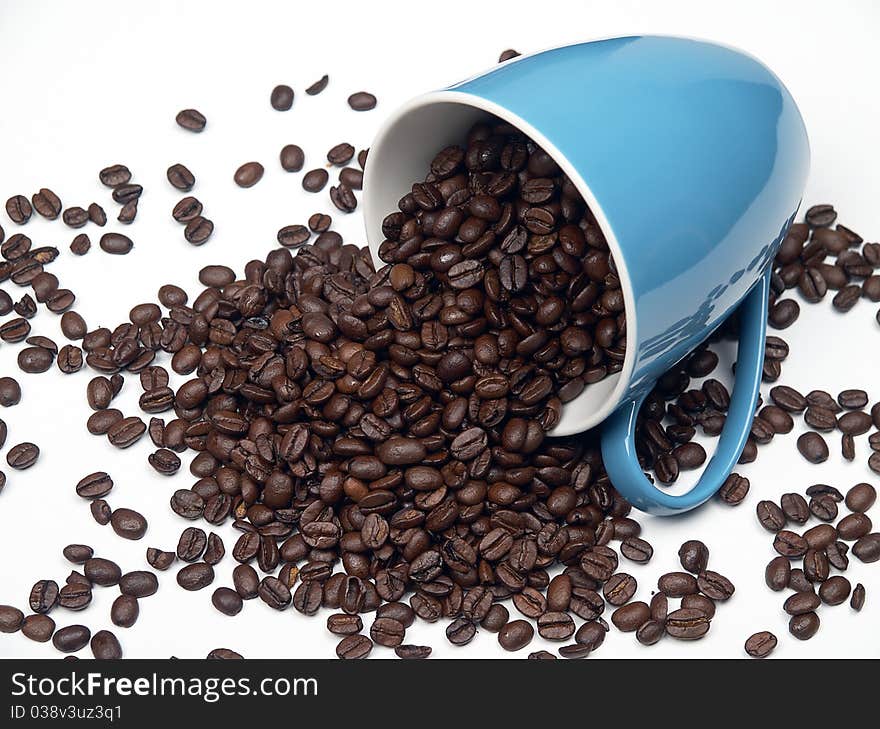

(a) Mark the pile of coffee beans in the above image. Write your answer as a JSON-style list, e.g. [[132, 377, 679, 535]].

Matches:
[[745, 481, 875, 653], [0, 51, 877, 659], [376, 118, 627, 405]]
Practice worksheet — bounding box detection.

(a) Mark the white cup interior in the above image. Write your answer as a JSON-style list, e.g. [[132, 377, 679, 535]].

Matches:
[[362, 93, 635, 436]]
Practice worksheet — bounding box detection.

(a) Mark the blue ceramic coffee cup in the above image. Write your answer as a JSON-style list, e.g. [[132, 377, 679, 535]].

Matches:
[[363, 36, 810, 515]]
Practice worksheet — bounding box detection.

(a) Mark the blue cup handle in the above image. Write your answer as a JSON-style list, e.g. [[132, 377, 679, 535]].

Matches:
[[601, 265, 772, 515]]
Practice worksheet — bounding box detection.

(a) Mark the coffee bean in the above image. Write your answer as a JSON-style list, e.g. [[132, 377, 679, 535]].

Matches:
[[206, 648, 243, 660], [697, 570, 735, 600], [300, 74, 329, 95], [2, 233, 31, 259], [0, 377, 21, 406], [107, 416, 146, 448], [56, 345, 83, 374], [797, 432, 828, 463], [809, 496, 838, 522], [838, 410, 872, 435], [395, 644, 431, 659], [765, 555, 791, 591], [477, 603, 508, 633], [29, 580, 59, 614], [718, 473, 750, 505], [805, 203, 836, 227], [53, 625, 91, 653], [270, 84, 294, 111], [75, 471, 113, 499], [62, 545, 93, 564], [302, 169, 329, 192], [327, 143, 355, 166], [826, 540, 849, 571], [819, 575, 851, 606], [70, 233, 91, 255], [1, 318, 31, 343], [99, 164, 131, 187], [119, 571, 158, 598], [149, 448, 181, 475], [234, 162, 264, 188], [171, 489, 205, 519], [672, 543, 706, 578], [0, 605, 25, 633], [348, 92, 376, 111], [838, 513, 872, 541], [87, 409, 122, 435], [846, 483, 876, 512], [176, 108, 206, 132], [781, 492, 809, 524], [58, 583, 91, 610], [339, 167, 363, 190], [852, 533, 880, 563], [851, 583, 866, 611], [172, 196, 203, 223], [100, 233, 133, 255], [336, 634, 372, 659], [112, 183, 143, 204], [327, 613, 363, 636], [329, 184, 357, 213], [744, 631, 777, 658], [620, 537, 653, 563], [90, 500, 112, 526], [184, 216, 214, 245], [21, 614, 55, 643], [804, 524, 837, 550], [167, 163, 195, 191], [603, 573, 637, 605], [277, 225, 311, 248], [177, 562, 215, 591], [7, 442, 39, 469], [498, 619, 534, 650], [89, 630, 122, 659], [6, 194, 32, 224], [666, 608, 710, 640], [145, 548, 175, 572], [789, 611, 820, 640], [774, 530, 809, 557], [32, 188, 62, 219], [611, 601, 650, 632], [62, 206, 89, 228], [280, 144, 305, 172], [658, 572, 698, 597], [110, 508, 147, 540], [805, 405, 837, 431], [768, 298, 800, 328]]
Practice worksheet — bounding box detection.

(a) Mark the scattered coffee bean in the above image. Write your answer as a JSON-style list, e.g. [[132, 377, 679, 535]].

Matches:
[[234, 162, 264, 188], [176, 109, 206, 132], [744, 631, 777, 658], [789, 611, 820, 640], [270, 85, 294, 111], [167, 163, 195, 191], [7, 442, 39, 469], [32, 188, 62, 219], [302, 169, 329, 192], [100, 233, 133, 255], [6, 194, 32, 224], [110, 508, 148, 540], [347, 92, 376, 111], [280, 144, 304, 172], [52, 624, 91, 653]]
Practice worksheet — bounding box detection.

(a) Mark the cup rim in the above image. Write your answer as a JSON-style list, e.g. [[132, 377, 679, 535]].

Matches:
[[362, 88, 637, 435]]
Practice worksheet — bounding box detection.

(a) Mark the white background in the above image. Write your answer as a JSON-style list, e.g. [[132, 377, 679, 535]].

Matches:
[[0, 0, 878, 659]]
